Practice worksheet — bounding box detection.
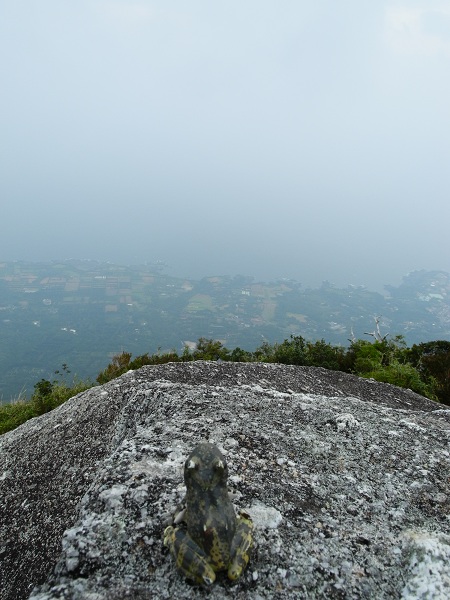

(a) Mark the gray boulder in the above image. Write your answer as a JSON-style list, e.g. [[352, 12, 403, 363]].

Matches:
[[1, 361, 449, 599]]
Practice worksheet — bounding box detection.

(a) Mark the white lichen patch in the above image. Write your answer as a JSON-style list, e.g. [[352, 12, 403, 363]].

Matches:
[[248, 501, 283, 530], [335, 413, 360, 431], [399, 419, 427, 433], [98, 485, 127, 511], [402, 531, 450, 599], [131, 453, 183, 478]]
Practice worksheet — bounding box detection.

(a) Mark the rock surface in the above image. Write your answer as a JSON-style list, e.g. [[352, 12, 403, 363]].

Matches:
[[1, 361, 449, 599]]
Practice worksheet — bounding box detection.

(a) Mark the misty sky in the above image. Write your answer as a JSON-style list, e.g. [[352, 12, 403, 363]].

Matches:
[[1, 1, 449, 290]]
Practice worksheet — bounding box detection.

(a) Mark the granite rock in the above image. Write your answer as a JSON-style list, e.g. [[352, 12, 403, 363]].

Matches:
[[0, 361, 449, 599]]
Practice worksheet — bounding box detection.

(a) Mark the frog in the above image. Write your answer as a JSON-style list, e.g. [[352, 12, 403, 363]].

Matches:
[[163, 443, 254, 585]]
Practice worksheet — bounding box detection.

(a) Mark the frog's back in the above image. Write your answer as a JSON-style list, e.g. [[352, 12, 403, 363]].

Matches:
[[184, 444, 237, 569]]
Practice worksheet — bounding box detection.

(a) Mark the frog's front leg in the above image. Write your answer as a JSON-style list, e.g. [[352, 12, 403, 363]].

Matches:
[[227, 511, 254, 581], [164, 526, 216, 585]]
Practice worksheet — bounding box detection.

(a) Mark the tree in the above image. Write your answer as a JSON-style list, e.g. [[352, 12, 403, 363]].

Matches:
[[96, 352, 132, 384], [347, 338, 437, 400], [305, 339, 345, 370], [276, 335, 308, 365], [190, 338, 230, 361], [407, 341, 450, 405]]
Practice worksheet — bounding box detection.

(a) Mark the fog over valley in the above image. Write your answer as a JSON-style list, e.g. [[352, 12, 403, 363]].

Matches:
[[1, 1, 449, 292]]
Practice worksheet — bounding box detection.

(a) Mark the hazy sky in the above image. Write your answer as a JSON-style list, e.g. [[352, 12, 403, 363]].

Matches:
[[1, 1, 449, 290]]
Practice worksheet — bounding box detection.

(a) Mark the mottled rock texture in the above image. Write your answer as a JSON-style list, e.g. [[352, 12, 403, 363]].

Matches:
[[1, 361, 449, 599]]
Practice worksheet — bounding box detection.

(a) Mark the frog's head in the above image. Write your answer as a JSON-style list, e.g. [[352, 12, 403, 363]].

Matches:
[[184, 443, 229, 491]]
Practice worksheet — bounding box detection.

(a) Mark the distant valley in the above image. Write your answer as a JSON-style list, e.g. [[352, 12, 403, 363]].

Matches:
[[1, 260, 450, 402]]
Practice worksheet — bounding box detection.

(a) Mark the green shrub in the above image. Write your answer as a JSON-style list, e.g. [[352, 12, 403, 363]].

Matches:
[[229, 347, 254, 362], [305, 339, 345, 370], [2, 333, 445, 437], [362, 360, 437, 400], [190, 338, 230, 361], [0, 375, 92, 435], [0, 400, 36, 435], [96, 352, 133, 384], [406, 341, 450, 404]]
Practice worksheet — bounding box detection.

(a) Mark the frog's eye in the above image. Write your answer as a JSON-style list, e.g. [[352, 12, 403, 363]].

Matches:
[[186, 458, 199, 470], [213, 458, 225, 471]]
